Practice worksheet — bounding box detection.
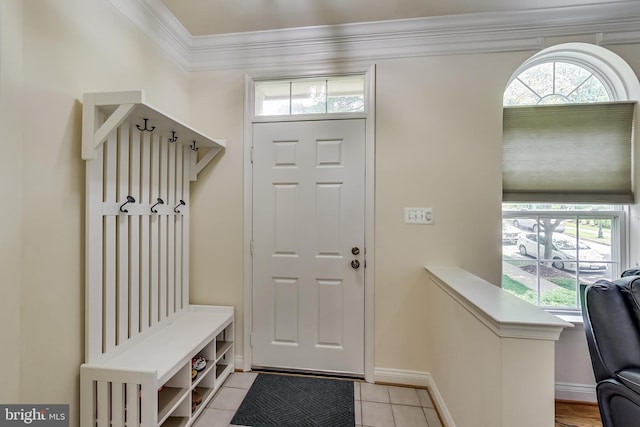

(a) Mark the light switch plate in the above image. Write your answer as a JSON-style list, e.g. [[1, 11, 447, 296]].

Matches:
[[404, 207, 433, 225]]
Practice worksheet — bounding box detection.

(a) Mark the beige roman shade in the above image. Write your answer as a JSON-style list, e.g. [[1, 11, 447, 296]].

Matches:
[[503, 102, 636, 203]]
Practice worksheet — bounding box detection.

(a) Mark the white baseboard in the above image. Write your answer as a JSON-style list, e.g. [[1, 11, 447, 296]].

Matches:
[[374, 367, 456, 427], [555, 382, 597, 403], [235, 355, 245, 371], [373, 367, 430, 387]]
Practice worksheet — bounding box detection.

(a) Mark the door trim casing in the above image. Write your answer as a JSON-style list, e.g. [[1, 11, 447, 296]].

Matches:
[[242, 64, 376, 382]]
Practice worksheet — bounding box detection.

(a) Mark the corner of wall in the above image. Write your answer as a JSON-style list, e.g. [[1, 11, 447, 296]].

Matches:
[[374, 367, 456, 427]]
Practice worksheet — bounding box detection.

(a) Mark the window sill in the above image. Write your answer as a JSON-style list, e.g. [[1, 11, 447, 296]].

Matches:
[[550, 311, 584, 330]]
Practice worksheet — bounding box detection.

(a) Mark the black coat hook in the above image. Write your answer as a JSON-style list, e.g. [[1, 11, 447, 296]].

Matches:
[[190, 141, 199, 151], [136, 118, 156, 132], [169, 131, 178, 143], [151, 198, 164, 213], [119, 195, 136, 213], [174, 200, 186, 213]]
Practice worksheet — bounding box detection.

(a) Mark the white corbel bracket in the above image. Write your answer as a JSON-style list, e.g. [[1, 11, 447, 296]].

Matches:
[[191, 146, 224, 181], [82, 91, 146, 161]]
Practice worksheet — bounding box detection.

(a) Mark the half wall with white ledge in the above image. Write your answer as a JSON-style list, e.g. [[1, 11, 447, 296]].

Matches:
[[424, 266, 572, 427]]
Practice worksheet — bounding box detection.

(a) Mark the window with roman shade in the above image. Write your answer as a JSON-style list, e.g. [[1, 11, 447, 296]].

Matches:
[[503, 101, 636, 204], [500, 45, 640, 310]]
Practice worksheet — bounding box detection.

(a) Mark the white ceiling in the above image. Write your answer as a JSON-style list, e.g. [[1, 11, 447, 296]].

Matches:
[[161, 0, 625, 36]]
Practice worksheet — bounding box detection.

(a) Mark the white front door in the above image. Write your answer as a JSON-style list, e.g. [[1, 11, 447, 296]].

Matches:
[[252, 119, 366, 375]]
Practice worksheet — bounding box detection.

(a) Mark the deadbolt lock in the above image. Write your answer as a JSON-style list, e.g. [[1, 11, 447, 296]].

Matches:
[[351, 247, 360, 256]]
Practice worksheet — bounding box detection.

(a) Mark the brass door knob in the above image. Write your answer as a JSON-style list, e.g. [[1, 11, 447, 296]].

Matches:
[[351, 260, 360, 270]]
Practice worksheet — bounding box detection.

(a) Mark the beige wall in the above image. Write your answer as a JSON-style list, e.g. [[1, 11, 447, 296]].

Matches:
[[373, 53, 517, 370], [0, 0, 24, 404], [9, 0, 190, 423], [189, 70, 246, 332], [555, 325, 596, 400]]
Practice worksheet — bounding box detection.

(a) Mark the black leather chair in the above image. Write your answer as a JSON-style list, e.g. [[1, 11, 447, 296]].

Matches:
[[582, 276, 640, 426]]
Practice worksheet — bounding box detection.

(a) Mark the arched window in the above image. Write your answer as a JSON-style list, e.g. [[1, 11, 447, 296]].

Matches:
[[504, 61, 610, 105], [504, 42, 640, 105], [501, 43, 639, 310]]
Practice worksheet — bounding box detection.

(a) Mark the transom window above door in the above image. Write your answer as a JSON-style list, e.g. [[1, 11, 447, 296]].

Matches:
[[255, 76, 365, 116]]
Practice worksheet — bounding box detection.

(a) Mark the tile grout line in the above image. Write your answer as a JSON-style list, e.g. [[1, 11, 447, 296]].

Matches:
[[387, 386, 397, 427]]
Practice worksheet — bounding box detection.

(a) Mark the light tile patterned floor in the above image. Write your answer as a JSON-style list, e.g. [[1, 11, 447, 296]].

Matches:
[[193, 372, 443, 427]]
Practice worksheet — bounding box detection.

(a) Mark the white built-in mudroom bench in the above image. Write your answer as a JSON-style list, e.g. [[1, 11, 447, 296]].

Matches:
[[79, 91, 234, 427]]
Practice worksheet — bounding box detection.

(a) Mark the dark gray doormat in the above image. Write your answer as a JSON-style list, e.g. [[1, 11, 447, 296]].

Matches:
[[230, 373, 355, 427]]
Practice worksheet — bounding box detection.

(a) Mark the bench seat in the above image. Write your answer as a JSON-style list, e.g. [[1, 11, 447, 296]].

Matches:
[[80, 305, 234, 427]]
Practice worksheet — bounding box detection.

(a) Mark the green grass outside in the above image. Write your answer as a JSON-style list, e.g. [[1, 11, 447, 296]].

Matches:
[[562, 220, 611, 246], [502, 275, 536, 304], [503, 274, 577, 308], [548, 277, 576, 291]]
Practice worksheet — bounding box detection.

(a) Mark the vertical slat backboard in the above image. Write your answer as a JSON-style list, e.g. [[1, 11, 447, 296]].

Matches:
[[159, 138, 168, 322], [129, 128, 141, 338], [104, 131, 117, 353], [175, 146, 184, 311], [182, 147, 191, 308], [167, 142, 176, 316], [117, 125, 130, 345], [85, 106, 198, 361], [150, 136, 160, 327], [140, 132, 151, 333]]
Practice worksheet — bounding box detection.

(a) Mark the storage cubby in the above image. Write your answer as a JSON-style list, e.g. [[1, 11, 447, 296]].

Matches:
[[160, 415, 188, 427], [214, 323, 234, 387], [188, 321, 235, 419], [161, 396, 191, 426], [158, 364, 190, 425], [154, 310, 234, 425], [216, 353, 233, 380]]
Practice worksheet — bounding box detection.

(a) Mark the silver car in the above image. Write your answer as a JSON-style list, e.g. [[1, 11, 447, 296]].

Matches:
[[512, 218, 566, 233], [517, 233, 607, 272], [502, 220, 520, 245]]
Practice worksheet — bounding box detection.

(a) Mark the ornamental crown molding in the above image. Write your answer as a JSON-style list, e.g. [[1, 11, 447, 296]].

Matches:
[[109, 0, 640, 71]]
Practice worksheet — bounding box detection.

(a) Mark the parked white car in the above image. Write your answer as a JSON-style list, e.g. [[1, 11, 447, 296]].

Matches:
[[502, 220, 520, 245], [512, 218, 565, 233], [517, 233, 607, 272]]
